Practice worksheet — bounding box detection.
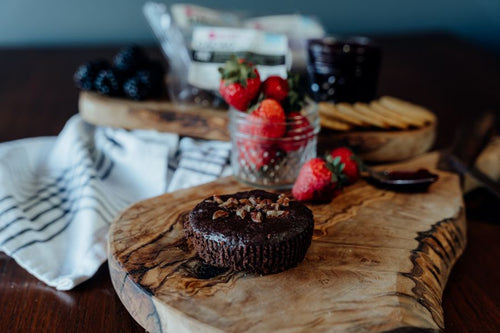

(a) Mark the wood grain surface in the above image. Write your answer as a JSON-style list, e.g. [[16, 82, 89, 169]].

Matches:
[[108, 153, 465, 332], [318, 123, 436, 162], [79, 91, 230, 141], [464, 136, 500, 192], [79, 91, 436, 162], [1, 35, 500, 333]]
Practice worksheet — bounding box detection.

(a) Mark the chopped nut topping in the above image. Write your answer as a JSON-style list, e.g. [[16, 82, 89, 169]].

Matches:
[[277, 194, 290, 206], [255, 203, 264, 210], [249, 196, 259, 205], [266, 210, 289, 218], [256, 199, 272, 210], [262, 198, 273, 205], [236, 208, 247, 219], [212, 210, 229, 220], [251, 211, 262, 223], [219, 197, 239, 208], [213, 195, 224, 204], [271, 203, 280, 210], [209, 193, 291, 222]]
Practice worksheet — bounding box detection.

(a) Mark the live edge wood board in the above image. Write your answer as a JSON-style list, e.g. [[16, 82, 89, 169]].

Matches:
[[108, 152, 465, 332], [80, 91, 435, 162]]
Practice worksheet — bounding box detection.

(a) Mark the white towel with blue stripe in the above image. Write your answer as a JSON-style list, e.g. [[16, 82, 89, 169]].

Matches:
[[0, 115, 231, 290]]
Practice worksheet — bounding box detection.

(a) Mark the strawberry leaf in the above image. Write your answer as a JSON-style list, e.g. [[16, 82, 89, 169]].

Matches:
[[325, 154, 349, 187], [282, 72, 305, 113], [247, 102, 259, 114], [325, 154, 334, 164], [350, 153, 365, 171], [331, 171, 338, 184], [218, 55, 257, 88]]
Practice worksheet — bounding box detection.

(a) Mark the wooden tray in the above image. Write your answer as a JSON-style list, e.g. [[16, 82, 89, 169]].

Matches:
[[108, 152, 465, 332], [79, 91, 436, 162], [318, 123, 436, 162], [79, 91, 230, 141]]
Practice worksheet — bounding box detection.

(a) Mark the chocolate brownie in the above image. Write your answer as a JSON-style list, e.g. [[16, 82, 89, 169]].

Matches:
[[185, 190, 314, 275]]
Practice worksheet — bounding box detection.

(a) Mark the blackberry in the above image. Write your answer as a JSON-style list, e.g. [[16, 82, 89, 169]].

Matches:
[[94, 69, 123, 96], [73, 59, 109, 91], [112, 45, 147, 74], [123, 76, 152, 101]]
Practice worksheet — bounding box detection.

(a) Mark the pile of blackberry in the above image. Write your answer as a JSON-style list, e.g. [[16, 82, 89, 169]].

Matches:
[[74, 46, 167, 101]]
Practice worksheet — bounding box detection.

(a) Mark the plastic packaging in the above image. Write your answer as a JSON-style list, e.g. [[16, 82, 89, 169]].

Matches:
[[244, 14, 325, 71], [143, 2, 325, 106]]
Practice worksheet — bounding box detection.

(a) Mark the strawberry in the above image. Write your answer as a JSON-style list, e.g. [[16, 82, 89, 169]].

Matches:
[[218, 56, 261, 111], [292, 158, 338, 202], [280, 112, 314, 152], [243, 99, 286, 138], [328, 147, 361, 184], [262, 75, 289, 102]]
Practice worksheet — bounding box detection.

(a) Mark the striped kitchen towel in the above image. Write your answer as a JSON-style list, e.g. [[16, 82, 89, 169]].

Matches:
[[0, 115, 231, 290]]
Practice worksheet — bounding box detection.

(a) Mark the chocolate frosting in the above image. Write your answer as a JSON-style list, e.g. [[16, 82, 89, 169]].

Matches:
[[188, 190, 313, 245]]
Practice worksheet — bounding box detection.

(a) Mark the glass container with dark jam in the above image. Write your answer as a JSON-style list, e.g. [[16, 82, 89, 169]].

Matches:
[[307, 36, 381, 103]]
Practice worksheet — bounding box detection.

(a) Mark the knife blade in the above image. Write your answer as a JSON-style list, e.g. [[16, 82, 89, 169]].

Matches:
[[438, 110, 500, 200]]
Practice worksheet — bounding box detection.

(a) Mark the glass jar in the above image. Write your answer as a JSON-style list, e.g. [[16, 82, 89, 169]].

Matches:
[[229, 100, 319, 189], [307, 36, 381, 103]]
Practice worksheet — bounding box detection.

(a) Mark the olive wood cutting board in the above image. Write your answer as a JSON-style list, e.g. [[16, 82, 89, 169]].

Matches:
[[108, 152, 468, 332], [80, 91, 435, 162]]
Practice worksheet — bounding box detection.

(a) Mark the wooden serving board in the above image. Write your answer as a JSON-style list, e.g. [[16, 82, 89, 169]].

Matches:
[[80, 91, 435, 162], [318, 124, 436, 162], [79, 91, 230, 141], [108, 152, 466, 332]]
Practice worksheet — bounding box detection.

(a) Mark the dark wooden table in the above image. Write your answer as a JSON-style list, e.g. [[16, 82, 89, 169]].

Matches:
[[1, 34, 499, 332]]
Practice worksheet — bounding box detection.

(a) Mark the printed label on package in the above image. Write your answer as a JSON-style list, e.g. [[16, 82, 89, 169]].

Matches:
[[188, 27, 290, 90]]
